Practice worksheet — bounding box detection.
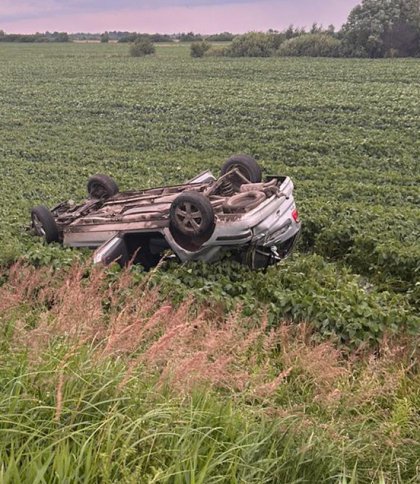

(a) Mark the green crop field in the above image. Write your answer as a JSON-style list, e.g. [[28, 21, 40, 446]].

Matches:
[[0, 43, 419, 482]]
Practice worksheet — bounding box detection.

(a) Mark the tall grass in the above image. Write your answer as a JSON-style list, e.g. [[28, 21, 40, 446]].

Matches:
[[0, 262, 419, 482], [0, 357, 342, 483]]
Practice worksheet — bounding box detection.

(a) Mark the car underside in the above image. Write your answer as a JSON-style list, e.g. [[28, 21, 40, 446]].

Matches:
[[31, 155, 301, 269]]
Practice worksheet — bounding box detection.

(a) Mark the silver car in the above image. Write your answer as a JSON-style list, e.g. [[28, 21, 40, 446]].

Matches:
[[31, 155, 301, 269]]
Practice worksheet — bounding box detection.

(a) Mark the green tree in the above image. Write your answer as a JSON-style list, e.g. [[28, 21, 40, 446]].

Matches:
[[100, 32, 109, 43], [179, 32, 203, 42], [342, 0, 420, 57], [52, 32, 69, 42]]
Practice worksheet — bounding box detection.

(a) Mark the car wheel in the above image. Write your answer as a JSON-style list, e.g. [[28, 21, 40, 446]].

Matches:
[[170, 192, 215, 250], [31, 206, 59, 244], [220, 154, 262, 183], [87, 174, 119, 200], [224, 191, 266, 213]]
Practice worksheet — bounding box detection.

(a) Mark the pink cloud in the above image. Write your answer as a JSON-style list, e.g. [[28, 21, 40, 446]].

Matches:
[[1, 1, 360, 34], [0, 0, 57, 19]]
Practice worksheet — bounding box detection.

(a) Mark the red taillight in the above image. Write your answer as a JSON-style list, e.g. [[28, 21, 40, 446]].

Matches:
[[292, 209, 300, 223]]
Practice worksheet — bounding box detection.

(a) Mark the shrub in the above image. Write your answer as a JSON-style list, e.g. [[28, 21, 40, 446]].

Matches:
[[190, 40, 211, 58], [277, 34, 342, 57], [129, 37, 155, 57], [226, 32, 278, 57], [100, 32, 109, 43], [205, 45, 227, 57]]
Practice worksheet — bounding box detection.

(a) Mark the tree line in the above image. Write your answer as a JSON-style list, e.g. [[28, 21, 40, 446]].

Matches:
[[1, 0, 419, 57], [191, 0, 420, 59], [0, 31, 69, 43], [0, 30, 232, 44]]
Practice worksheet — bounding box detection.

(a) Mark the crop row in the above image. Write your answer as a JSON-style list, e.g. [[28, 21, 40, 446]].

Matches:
[[0, 44, 418, 329]]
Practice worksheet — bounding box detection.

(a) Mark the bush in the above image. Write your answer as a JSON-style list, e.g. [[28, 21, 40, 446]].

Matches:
[[190, 41, 211, 58], [129, 37, 155, 57], [226, 32, 278, 57], [100, 32, 109, 43], [205, 45, 227, 57], [277, 34, 342, 57]]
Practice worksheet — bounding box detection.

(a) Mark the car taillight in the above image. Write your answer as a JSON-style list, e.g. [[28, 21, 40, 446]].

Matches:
[[292, 209, 300, 223]]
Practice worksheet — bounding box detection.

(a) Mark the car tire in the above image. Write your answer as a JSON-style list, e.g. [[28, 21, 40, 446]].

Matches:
[[170, 191, 215, 237], [224, 191, 267, 213], [241, 246, 273, 270], [87, 174, 119, 200], [31, 205, 59, 244], [220, 154, 262, 183]]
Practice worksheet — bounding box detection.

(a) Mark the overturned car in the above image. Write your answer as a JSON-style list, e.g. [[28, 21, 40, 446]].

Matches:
[[30, 155, 301, 269]]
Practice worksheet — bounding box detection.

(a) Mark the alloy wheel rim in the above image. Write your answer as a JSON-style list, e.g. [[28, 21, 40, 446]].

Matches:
[[175, 202, 203, 234]]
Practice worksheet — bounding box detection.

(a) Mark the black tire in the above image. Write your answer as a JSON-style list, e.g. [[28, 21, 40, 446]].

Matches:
[[170, 192, 215, 248], [87, 174, 119, 200], [240, 246, 274, 270], [31, 206, 59, 244], [224, 191, 266, 213], [220, 154, 262, 183]]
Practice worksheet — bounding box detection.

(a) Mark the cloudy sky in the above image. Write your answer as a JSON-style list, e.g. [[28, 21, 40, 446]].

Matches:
[[1, 0, 360, 34]]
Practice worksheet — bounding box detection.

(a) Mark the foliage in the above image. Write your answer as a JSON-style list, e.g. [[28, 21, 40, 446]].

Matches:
[[118, 32, 173, 43], [277, 34, 342, 57], [178, 32, 203, 42], [222, 30, 343, 58], [156, 255, 418, 345], [0, 42, 418, 337], [148, 33, 174, 43], [52, 32, 69, 43], [0, 342, 418, 483], [0, 41, 419, 483], [0, 31, 69, 43], [129, 37, 155, 57], [100, 32, 109, 43], [190, 40, 211, 58], [0, 262, 419, 482], [118, 33, 139, 43], [226, 32, 280, 57], [204, 45, 227, 57], [342, 0, 420, 57], [205, 32, 235, 41]]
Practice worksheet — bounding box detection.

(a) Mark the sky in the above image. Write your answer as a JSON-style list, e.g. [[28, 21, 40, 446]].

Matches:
[[0, 0, 361, 34]]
